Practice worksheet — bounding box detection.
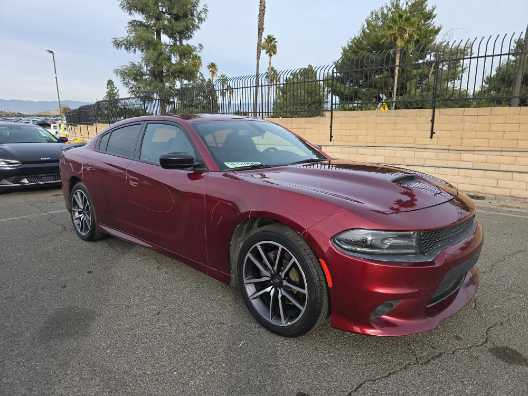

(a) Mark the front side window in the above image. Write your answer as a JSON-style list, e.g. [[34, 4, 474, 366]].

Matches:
[[105, 124, 142, 159], [193, 120, 324, 170], [140, 123, 197, 165], [0, 124, 58, 144], [98, 132, 110, 152]]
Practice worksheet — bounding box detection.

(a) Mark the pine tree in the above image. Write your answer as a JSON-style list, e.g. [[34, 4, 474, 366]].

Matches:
[[479, 36, 528, 106], [332, 0, 457, 109], [273, 65, 324, 117], [113, 0, 207, 114], [104, 79, 120, 102], [100, 79, 121, 122]]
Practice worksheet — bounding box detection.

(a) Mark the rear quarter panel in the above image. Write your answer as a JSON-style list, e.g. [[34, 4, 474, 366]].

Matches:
[[60, 142, 106, 217], [60, 146, 85, 209]]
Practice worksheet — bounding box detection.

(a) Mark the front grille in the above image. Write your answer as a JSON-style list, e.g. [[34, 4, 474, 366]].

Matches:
[[419, 216, 475, 256], [1, 173, 61, 186], [25, 173, 61, 184]]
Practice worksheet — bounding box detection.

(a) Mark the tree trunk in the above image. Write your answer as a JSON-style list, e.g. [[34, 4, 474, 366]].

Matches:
[[155, 27, 167, 115], [267, 55, 272, 115], [253, 0, 266, 116], [392, 47, 401, 111]]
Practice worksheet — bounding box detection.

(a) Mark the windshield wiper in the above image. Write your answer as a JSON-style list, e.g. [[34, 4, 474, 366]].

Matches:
[[228, 164, 274, 171], [288, 158, 326, 166]]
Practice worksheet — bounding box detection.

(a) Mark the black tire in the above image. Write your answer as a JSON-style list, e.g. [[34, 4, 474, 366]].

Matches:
[[237, 224, 328, 337], [70, 182, 103, 241]]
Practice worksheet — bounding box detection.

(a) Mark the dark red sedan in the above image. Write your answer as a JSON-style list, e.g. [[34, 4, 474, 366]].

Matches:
[[60, 115, 481, 337]]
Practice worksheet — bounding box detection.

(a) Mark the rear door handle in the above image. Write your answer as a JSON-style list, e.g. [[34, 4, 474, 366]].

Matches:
[[128, 175, 139, 187]]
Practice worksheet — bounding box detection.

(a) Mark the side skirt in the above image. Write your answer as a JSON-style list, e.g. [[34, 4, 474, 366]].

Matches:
[[98, 224, 231, 284]]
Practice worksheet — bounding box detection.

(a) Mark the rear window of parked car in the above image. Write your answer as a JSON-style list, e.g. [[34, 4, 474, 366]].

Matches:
[[104, 124, 142, 159]]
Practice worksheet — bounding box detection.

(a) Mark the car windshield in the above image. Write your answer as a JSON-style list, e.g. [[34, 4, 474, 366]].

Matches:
[[0, 124, 58, 144], [194, 120, 325, 170]]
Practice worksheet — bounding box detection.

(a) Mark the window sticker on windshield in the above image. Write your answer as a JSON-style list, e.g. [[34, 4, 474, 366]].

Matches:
[[224, 161, 262, 168]]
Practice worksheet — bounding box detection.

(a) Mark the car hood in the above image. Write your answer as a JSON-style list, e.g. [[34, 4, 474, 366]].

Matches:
[[0, 143, 66, 163], [237, 160, 457, 214]]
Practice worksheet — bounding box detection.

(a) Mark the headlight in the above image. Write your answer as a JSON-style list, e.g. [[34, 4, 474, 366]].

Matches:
[[0, 159, 22, 169], [333, 229, 418, 256]]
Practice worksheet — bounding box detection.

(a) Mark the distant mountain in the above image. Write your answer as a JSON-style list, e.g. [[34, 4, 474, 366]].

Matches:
[[0, 99, 91, 114]]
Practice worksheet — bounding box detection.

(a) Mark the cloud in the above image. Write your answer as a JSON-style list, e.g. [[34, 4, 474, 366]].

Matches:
[[1, 0, 526, 102]]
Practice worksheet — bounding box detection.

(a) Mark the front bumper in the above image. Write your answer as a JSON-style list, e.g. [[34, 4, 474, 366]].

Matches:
[[0, 162, 61, 191], [324, 222, 482, 336]]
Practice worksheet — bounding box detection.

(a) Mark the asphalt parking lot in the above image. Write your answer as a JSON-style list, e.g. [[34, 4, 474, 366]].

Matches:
[[1, 189, 527, 395]]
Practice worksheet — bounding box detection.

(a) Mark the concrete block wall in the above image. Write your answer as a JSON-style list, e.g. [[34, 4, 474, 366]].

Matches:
[[269, 107, 528, 199], [68, 123, 111, 140]]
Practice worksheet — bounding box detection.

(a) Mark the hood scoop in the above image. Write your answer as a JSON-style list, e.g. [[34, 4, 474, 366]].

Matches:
[[393, 174, 451, 198]]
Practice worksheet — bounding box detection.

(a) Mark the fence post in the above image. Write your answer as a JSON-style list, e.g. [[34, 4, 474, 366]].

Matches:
[[511, 27, 528, 107], [94, 102, 98, 134], [329, 69, 335, 142], [430, 55, 440, 139]]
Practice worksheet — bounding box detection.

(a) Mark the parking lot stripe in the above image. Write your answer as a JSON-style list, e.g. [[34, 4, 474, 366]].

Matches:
[[0, 209, 67, 223], [478, 209, 528, 220]]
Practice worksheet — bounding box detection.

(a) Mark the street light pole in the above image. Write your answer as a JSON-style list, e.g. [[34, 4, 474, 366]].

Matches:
[[46, 49, 62, 116]]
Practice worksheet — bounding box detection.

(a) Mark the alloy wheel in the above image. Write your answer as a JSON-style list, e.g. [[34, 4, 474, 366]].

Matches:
[[71, 189, 92, 236], [242, 241, 308, 326]]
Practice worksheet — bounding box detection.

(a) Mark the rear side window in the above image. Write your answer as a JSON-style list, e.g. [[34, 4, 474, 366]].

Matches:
[[105, 124, 142, 159]]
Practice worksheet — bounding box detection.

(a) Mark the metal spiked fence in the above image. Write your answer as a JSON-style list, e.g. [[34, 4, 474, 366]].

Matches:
[[67, 29, 527, 135]]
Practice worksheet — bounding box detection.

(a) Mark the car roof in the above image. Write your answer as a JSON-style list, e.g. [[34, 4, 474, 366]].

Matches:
[[109, 113, 260, 128], [185, 114, 257, 123], [0, 121, 41, 127]]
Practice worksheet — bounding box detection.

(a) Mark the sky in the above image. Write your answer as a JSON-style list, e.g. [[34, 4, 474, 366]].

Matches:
[[0, 0, 526, 103]]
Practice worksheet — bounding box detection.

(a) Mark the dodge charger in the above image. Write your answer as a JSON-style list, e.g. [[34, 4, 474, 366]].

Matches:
[[60, 115, 482, 337]]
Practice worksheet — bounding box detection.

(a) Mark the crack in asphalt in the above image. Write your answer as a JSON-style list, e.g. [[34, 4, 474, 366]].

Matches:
[[480, 249, 526, 275], [348, 321, 504, 394], [472, 296, 480, 313]]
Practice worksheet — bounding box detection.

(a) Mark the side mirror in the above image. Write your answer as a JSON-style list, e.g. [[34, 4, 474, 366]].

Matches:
[[159, 153, 196, 170], [58, 136, 68, 143]]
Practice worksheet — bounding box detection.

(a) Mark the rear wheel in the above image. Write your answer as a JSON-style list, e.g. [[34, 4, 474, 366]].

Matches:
[[70, 183, 102, 241], [237, 224, 328, 337]]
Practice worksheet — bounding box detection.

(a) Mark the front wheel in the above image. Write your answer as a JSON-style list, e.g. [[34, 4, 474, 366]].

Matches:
[[237, 224, 328, 337], [70, 182, 103, 241]]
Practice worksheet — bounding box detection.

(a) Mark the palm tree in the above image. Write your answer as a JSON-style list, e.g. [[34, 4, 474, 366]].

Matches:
[[261, 34, 277, 114], [268, 66, 279, 84], [227, 84, 234, 113], [207, 62, 218, 82], [384, 3, 419, 109], [190, 54, 202, 75], [218, 74, 229, 113], [253, 0, 266, 116], [267, 66, 279, 115], [262, 34, 278, 77]]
